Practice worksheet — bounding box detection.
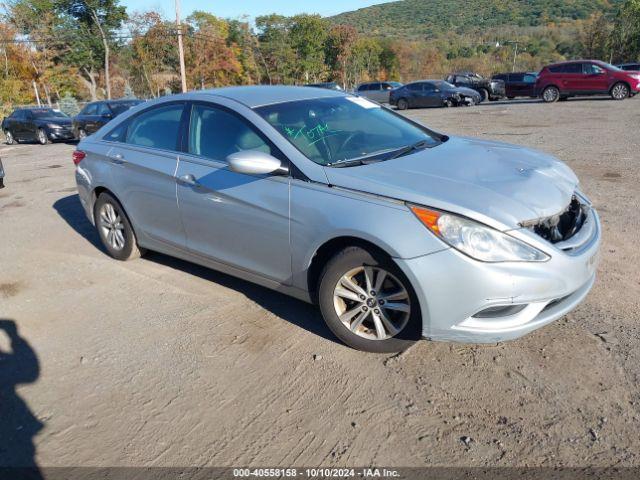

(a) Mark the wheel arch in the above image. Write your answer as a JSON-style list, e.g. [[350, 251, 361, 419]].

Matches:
[[90, 186, 140, 241], [306, 235, 400, 304]]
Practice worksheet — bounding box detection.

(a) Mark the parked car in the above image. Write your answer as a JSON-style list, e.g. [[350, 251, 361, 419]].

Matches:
[[0, 158, 4, 188], [389, 80, 480, 109], [615, 63, 640, 72], [492, 72, 538, 99], [304, 82, 343, 91], [74, 86, 600, 353], [445, 72, 505, 102], [356, 81, 403, 103], [536, 60, 640, 102], [73, 99, 144, 139], [2, 107, 74, 145]]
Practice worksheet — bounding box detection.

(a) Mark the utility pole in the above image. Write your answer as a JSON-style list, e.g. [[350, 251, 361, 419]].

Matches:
[[175, 0, 187, 93]]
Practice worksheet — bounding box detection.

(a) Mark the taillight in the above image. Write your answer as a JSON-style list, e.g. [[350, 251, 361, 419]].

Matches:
[[72, 150, 86, 165]]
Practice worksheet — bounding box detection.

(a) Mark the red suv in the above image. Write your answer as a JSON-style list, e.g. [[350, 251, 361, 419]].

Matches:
[[536, 60, 640, 103]]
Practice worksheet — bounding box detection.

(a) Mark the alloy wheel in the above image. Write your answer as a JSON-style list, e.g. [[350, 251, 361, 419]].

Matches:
[[79, 129, 87, 139], [37, 129, 48, 145], [98, 203, 126, 251], [5, 130, 14, 145], [612, 83, 629, 100], [543, 87, 559, 103], [333, 266, 411, 341]]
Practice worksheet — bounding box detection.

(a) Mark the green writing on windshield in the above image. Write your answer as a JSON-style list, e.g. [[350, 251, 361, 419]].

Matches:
[[284, 123, 340, 146]]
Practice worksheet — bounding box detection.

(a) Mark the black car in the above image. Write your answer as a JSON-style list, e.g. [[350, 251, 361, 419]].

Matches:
[[445, 72, 506, 102], [73, 99, 143, 139], [616, 63, 640, 72], [389, 80, 481, 110], [492, 72, 538, 99], [1, 108, 74, 145]]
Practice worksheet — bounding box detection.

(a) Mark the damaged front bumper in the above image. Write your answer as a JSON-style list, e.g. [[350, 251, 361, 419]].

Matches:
[[395, 199, 601, 343]]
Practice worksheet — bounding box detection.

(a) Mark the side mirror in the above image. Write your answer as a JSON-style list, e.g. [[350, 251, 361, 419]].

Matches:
[[227, 150, 285, 176]]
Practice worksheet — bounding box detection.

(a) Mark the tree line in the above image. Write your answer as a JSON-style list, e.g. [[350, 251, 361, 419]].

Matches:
[[0, 0, 639, 116]]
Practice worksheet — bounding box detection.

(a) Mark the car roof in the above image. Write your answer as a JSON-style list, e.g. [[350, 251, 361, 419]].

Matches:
[[182, 85, 346, 108]]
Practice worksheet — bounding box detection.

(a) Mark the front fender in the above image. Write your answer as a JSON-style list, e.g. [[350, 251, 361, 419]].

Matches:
[[290, 180, 447, 291]]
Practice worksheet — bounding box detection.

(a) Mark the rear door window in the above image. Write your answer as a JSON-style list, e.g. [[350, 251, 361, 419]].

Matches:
[[408, 83, 423, 92], [126, 103, 185, 151]]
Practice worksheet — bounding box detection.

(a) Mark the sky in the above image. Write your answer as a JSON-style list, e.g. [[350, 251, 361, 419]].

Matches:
[[120, 0, 394, 20]]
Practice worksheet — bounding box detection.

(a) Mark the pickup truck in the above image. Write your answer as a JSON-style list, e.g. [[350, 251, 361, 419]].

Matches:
[[445, 72, 506, 102]]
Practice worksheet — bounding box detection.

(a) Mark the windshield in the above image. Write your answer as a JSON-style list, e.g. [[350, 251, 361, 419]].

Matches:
[[31, 109, 68, 118], [108, 101, 141, 115], [255, 96, 441, 166]]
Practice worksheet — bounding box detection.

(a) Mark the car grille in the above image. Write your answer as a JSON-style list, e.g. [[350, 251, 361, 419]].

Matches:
[[525, 196, 589, 244]]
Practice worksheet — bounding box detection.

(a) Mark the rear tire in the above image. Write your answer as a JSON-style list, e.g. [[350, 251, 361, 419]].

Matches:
[[94, 192, 145, 261], [542, 86, 560, 103], [4, 130, 15, 145], [396, 98, 409, 110], [318, 246, 421, 353], [611, 82, 629, 100], [479, 88, 489, 102]]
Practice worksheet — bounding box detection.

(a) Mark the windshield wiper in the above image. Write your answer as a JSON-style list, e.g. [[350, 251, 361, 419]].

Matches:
[[328, 157, 384, 168], [388, 140, 431, 160]]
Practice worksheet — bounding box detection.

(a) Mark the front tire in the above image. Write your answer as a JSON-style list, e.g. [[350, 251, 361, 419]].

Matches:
[[611, 82, 629, 100], [396, 98, 409, 110], [478, 88, 489, 102], [94, 192, 145, 261], [542, 86, 560, 103], [37, 128, 49, 145], [4, 130, 15, 145], [318, 246, 421, 353]]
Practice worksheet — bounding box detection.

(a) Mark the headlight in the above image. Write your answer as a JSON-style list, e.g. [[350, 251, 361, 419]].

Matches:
[[47, 123, 62, 129], [409, 205, 550, 263]]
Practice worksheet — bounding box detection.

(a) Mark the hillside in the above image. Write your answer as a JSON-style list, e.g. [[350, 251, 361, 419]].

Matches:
[[331, 0, 622, 39]]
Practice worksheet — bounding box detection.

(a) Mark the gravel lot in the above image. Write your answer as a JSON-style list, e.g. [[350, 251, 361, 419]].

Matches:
[[1, 97, 639, 469]]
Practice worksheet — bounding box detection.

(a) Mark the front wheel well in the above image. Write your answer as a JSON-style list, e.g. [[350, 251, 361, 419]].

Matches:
[[610, 81, 631, 93], [307, 236, 395, 304]]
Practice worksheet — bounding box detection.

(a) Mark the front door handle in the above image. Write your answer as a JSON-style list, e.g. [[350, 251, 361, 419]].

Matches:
[[178, 173, 200, 187]]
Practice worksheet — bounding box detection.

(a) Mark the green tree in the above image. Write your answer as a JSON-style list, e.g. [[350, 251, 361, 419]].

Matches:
[[289, 14, 329, 83], [255, 14, 296, 84], [56, 0, 127, 99]]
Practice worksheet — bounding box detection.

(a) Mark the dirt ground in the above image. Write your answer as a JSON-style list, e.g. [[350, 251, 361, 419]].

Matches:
[[1, 97, 639, 469]]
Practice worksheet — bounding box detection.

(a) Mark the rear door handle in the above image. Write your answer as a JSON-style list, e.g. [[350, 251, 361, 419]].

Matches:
[[178, 173, 200, 187]]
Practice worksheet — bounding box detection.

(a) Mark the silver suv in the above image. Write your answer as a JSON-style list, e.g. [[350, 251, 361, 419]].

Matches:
[[74, 86, 600, 352]]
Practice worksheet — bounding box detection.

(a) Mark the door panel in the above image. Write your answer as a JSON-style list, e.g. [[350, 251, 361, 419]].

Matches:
[[176, 157, 291, 282], [176, 102, 291, 283], [106, 102, 187, 248]]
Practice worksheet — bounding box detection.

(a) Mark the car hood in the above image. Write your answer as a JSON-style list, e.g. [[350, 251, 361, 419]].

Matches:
[[37, 117, 72, 126], [323, 136, 578, 230]]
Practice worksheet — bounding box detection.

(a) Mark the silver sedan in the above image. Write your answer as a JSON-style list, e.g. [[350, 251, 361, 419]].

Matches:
[[74, 86, 600, 352]]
